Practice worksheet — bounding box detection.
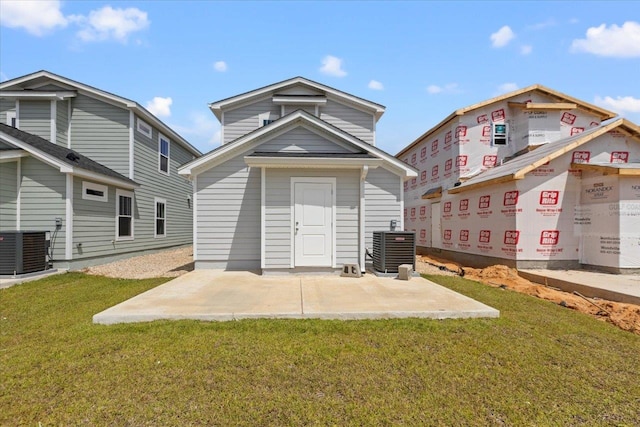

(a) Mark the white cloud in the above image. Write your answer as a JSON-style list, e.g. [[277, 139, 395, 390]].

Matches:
[[427, 83, 460, 95], [496, 83, 519, 94], [520, 45, 533, 55], [368, 80, 383, 90], [571, 21, 640, 58], [594, 95, 640, 114], [0, 0, 67, 36], [73, 6, 149, 43], [527, 19, 556, 31], [146, 97, 173, 118], [490, 25, 515, 48], [172, 112, 221, 147], [213, 61, 228, 72], [319, 55, 347, 77]]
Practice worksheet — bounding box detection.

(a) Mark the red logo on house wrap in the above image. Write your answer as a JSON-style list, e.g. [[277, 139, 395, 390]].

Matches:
[[455, 125, 467, 138], [482, 125, 491, 137], [404, 208, 407, 218], [479, 230, 491, 243], [478, 195, 491, 209], [432, 165, 439, 177], [410, 207, 416, 219], [420, 229, 426, 239], [432, 140, 438, 152], [504, 230, 520, 245], [483, 155, 497, 167], [443, 202, 452, 213], [539, 191, 559, 205], [503, 191, 519, 206], [421, 170, 427, 183], [404, 181, 408, 191], [444, 229, 452, 241], [456, 155, 468, 166], [540, 230, 560, 245], [459, 199, 469, 211], [570, 127, 584, 136], [421, 146, 427, 159], [572, 151, 590, 164], [411, 153, 417, 165], [445, 131, 452, 145], [445, 158, 452, 171], [477, 114, 488, 124], [611, 151, 629, 163], [491, 108, 505, 122], [590, 121, 599, 128], [420, 206, 426, 217], [411, 178, 417, 189], [561, 112, 577, 125], [459, 230, 469, 241]]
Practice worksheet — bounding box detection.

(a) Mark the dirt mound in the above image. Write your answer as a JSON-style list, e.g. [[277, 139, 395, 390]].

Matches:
[[416, 255, 640, 335]]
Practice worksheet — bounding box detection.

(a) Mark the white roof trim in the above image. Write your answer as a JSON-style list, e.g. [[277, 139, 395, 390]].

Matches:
[[0, 149, 29, 162], [245, 156, 383, 169], [179, 110, 417, 178], [272, 95, 327, 106], [209, 77, 385, 121], [0, 71, 201, 156], [0, 90, 77, 100]]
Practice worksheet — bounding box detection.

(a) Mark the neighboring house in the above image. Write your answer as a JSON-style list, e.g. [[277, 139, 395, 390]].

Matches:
[[397, 84, 640, 273], [178, 77, 417, 273], [0, 70, 201, 270]]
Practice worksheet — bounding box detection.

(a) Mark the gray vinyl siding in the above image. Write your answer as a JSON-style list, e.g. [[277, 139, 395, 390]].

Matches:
[[259, 127, 356, 153], [19, 100, 51, 141], [223, 97, 280, 144], [0, 160, 17, 230], [69, 94, 129, 176], [72, 177, 118, 258], [0, 100, 15, 124], [321, 100, 374, 144], [19, 157, 66, 260], [264, 169, 359, 268], [56, 100, 69, 147], [364, 167, 402, 249], [196, 154, 261, 268], [0, 140, 15, 149]]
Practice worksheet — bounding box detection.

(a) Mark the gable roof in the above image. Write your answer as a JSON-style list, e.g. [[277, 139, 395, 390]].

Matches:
[[0, 123, 138, 189], [397, 84, 618, 158], [448, 118, 640, 194], [0, 70, 201, 157], [208, 76, 386, 122], [178, 109, 416, 178]]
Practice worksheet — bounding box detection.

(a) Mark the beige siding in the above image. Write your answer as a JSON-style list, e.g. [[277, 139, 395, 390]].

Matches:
[[321, 100, 374, 144]]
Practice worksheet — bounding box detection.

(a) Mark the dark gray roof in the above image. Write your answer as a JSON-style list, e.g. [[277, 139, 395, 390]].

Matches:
[[248, 151, 375, 158], [0, 123, 137, 186]]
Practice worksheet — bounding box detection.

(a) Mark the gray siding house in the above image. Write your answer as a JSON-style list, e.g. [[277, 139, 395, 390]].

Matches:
[[179, 77, 417, 273], [0, 71, 201, 270]]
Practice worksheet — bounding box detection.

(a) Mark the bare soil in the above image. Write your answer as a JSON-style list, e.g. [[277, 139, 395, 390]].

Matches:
[[417, 254, 640, 335]]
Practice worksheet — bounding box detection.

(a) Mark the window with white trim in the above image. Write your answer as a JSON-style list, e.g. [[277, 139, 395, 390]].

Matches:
[[159, 134, 170, 174], [258, 112, 278, 127], [137, 118, 152, 138], [6, 111, 17, 128], [82, 181, 108, 202], [155, 198, 166, 238], [116, 190, 134, 240]]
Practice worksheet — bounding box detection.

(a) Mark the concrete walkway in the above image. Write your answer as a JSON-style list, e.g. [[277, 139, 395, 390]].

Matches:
[[519, 269, 640, 305], [93, 270, 499, 324]]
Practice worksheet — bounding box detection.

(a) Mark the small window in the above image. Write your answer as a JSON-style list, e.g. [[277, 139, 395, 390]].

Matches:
[[258, 112, 278, 127], [116, 190, 134, 240], [492, 123, 508, 146], [137, 118, 152, 138], [155, 198, 166, 238], [82, 181, 108, 202], [159, 134, 170, 174], [6, 111, 17, 128]]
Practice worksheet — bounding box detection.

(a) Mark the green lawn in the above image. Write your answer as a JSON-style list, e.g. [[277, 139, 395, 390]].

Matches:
[[1, 273, 639, 426]]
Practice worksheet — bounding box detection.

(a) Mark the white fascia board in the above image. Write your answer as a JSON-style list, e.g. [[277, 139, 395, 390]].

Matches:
[[70, 168, 139, 189], [0, 150, 29, 162], [0, 133, 70, 172], [245, 156, 383, 169], [0, 90, 77, 100], [272, 96, 327, 105]]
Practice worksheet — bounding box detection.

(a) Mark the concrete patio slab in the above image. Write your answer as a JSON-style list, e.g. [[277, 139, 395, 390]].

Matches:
[[93, 270, 499, 324]]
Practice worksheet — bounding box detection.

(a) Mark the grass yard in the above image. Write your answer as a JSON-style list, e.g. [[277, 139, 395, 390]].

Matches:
[[1, 273, 639, 426]]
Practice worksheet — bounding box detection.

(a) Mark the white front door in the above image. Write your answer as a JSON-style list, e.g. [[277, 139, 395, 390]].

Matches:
[[293, 179, 334, 267]]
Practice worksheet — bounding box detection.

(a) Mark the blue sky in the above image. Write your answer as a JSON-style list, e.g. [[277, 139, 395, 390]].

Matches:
[[1, 1, 639, 155]]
